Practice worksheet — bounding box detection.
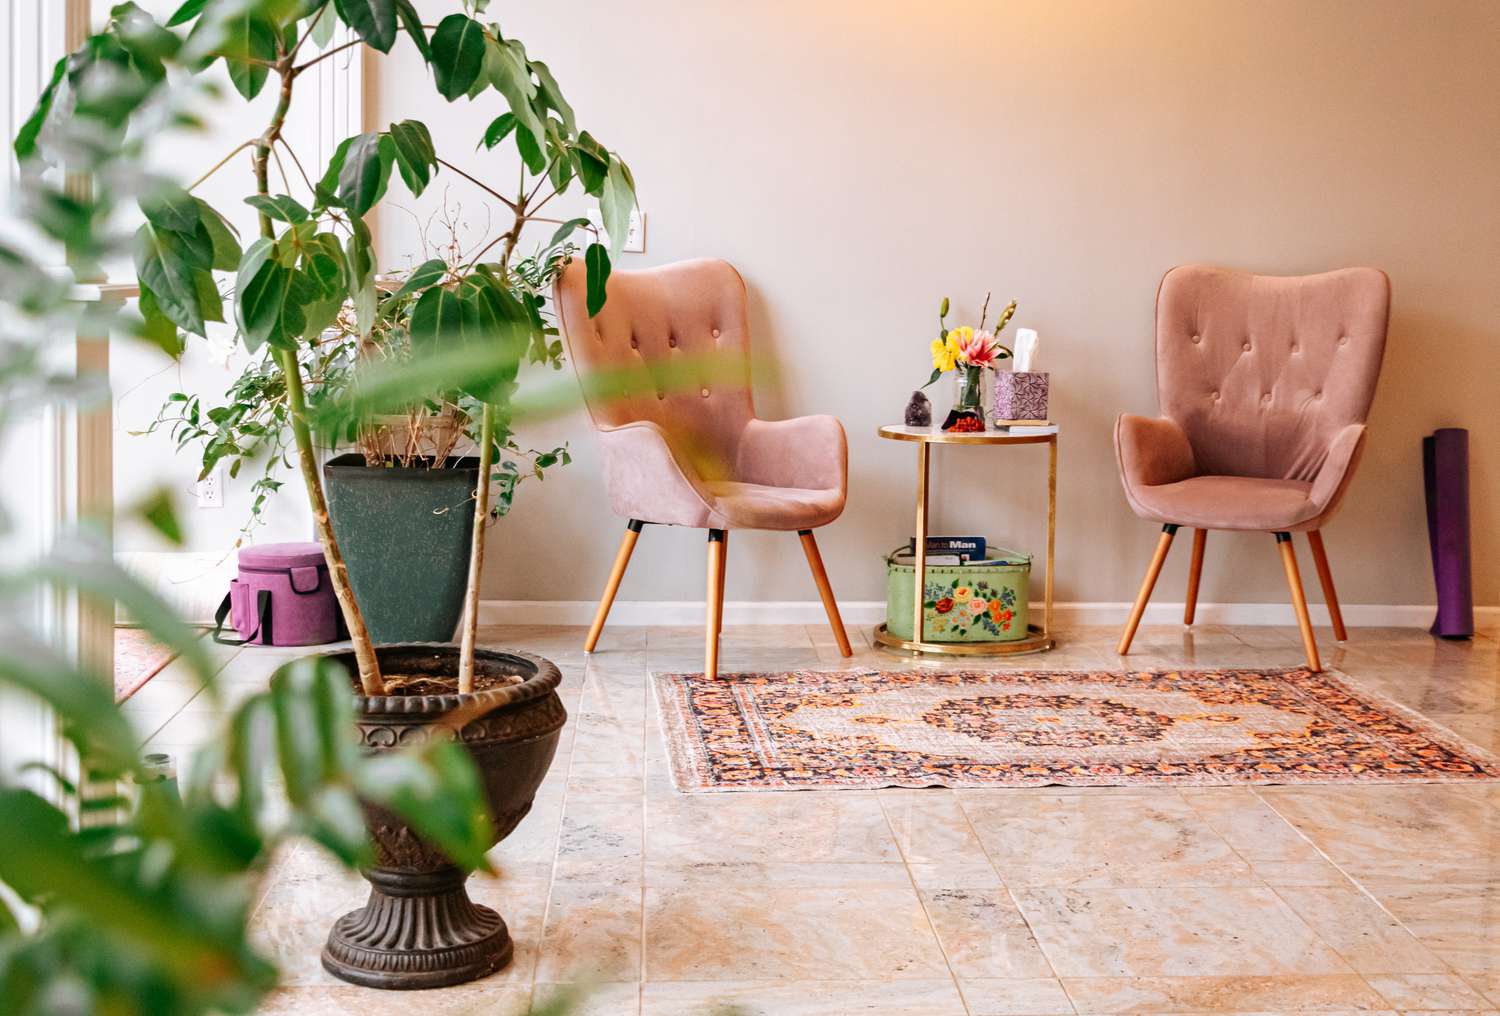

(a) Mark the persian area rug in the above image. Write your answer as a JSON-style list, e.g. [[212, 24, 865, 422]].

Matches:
[[652, 667, 1500, 792], [115, 627, 179, 703]]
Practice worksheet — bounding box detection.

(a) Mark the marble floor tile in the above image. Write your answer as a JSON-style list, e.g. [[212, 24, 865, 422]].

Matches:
[[1372, 884, 1500, 977], [535, 881, 643, 983], [1058, 973, 1388, 1012], [1271, 885, 1447, 973], [962, 792, 1254, 887], [1013, 887, 1352, 978], [644, 790, 900, 865], [1258, 787, 1500, 885], [959, 976, 1076, 1015], [644, 860, 913, 889], [639, 978, 967, 1015], [918, 884, 1056, 978], [879, 788, 988, 863], [554, 797, 643, 885], [533, 980, 642, 1016], [253, 983, 532, 1014], [1363, 971, 1495, 1009], [643, 884, 948, 981]]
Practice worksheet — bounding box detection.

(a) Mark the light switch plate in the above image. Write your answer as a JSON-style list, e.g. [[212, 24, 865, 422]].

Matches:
[[587, 208, 645, 253]]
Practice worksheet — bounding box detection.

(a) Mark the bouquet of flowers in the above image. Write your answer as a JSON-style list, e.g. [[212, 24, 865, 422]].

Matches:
[[924, 293, 1018, 431]]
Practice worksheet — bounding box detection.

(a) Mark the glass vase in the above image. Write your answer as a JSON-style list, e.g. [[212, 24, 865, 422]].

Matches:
[[944, 364, 986, 431]]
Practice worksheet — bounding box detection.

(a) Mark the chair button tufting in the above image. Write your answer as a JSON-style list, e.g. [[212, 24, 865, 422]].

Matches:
[[1338, 336, 1349, 346], [629, 337, 639, 349], [712, 328, 721, 338], [1315, 390, 1323, 399], [1210, 390, 1219, 400], [656, 391, 666, 400], [1191, 334, 1202, 344], [1261, 392, 1272, 404], [700, 388, 711, 398], [1291, 343, 1300, 353], [668, 336, 677, 348], [1242, 342, 1252, 352]]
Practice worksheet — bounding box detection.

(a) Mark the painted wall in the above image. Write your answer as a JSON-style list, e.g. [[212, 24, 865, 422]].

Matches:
[[397, 1, 1490, 608]]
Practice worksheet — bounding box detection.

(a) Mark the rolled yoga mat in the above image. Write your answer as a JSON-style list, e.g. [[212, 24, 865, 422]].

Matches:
[[1423, 427, 1473, 638]]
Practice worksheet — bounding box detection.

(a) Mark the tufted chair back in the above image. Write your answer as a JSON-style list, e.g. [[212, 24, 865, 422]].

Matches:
[[554, 258, 754, 481], [1155, 265, 1390, 482]]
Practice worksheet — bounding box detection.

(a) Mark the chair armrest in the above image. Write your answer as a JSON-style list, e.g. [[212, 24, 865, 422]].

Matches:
[[1308, 423, 1367, 514], [597, 421, 717, 525], [1114, 414, 1197, 489], [736, 415, 848, 491]]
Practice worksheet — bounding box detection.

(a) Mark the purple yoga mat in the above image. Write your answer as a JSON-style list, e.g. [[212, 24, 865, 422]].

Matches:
[[1423, 428, 1473, 638]]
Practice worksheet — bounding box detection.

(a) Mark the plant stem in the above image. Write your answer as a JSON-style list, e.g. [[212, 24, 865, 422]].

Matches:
[[455, 402, 494, 693], [253, 61, 384, 694], [436, 158, 520, 213], [189, 140, 255, 192]]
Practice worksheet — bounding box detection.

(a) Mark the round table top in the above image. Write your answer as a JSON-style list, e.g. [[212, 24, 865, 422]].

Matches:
[[878, 424, 1058, 445]]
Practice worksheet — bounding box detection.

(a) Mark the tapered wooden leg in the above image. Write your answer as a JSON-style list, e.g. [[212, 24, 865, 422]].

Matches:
[[1305, 530, 1347, 643], [584, 520, 643, 652], [1276, 532, 1322, 672], [715, 530, 728, 636], [1117, 524, 1178, 655], [799, 529, 852, 657], [705, 529, 726, 678], [1183, 528, 1207, 626]]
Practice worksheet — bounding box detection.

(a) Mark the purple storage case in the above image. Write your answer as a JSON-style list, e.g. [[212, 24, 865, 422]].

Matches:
[[223, 542, 341, 647]]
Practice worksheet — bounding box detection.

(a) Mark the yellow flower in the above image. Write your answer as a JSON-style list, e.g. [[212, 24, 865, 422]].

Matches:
[[930, 331, 962, 372]]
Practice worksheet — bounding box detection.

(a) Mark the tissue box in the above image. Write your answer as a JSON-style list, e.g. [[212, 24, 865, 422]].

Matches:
[[993, 371, 1049, 424]]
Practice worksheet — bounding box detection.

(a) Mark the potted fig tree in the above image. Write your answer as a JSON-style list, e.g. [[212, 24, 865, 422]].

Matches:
[[20, 0, 636, 989]]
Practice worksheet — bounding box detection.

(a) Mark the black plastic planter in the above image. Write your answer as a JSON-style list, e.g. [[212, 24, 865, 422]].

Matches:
[[323, 454, 478, 643]]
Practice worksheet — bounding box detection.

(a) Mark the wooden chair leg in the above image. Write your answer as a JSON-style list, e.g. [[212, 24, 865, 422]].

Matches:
[[1183, 528, 1207, 626], [1305, 530, 1348, 642], [584, 520, 643, 652], [715, 530, 728, 636], [705, 529, 726, 678], [1276, 532, 1322, 672], [799, 529, 852, 657], [1117, 524, 1178, 655]]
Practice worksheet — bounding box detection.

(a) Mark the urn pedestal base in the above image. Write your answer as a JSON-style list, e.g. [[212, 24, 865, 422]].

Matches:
[[321, 865, 513, 990]]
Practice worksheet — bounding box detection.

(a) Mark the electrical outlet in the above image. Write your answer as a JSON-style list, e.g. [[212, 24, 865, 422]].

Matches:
[[586, 208, 646, 253], [196, 466, 224, 509]]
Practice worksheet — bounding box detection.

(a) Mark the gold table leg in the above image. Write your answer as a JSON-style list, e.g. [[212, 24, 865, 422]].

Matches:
[[913, 441, 931, 643], [1045, 435, 1056, 637]]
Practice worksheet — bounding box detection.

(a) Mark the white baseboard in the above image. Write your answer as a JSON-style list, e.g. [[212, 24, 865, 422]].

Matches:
[[480, 598, 1499, 632]]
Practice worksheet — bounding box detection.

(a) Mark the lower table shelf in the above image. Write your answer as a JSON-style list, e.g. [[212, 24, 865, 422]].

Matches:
[[873, 622, 1057, 656]]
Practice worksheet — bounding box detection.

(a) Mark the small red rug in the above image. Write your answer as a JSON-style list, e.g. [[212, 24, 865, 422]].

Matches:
[[653, 667, 1500, 792], [114, 627, 180, 702]]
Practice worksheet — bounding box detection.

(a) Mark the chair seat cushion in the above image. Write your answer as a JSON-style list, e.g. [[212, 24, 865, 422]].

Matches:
[[1128, 475, 1319, 532], [703, 481, 845, 531]]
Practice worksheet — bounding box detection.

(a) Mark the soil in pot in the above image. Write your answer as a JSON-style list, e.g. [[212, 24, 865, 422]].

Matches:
[[316, 643, 567, 990], [322, 454, 478, 644]]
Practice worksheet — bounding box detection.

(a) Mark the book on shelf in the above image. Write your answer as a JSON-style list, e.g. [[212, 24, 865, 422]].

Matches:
[[907, 535, 986, 561], [892, 552, 964, 566]]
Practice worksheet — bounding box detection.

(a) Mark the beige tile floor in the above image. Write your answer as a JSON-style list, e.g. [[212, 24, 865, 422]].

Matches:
[[133, 622, 1500, 1016]]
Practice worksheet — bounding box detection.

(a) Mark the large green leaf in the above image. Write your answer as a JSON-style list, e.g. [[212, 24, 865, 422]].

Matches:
[[12, 57, 65, 160], [430, 14, 486, 101], [573, 130, 610, 196], [353, 740, 493, 873], [485, 37, 545, 150], [244, 193, 310, 224], [236, 242, 317, 352], [530, 60, 575, 135], [599, 157, 636, 260], [584, 242, 611, 317], [221, 13, 276, 101], [387, 119, 436, 196], [194, 198, 242, 271], [136, 286, 185, 358], [135, 222, 212, 336], [481, 112, 516, 150], [394, 0, 430, 61], [408, 283, 467, 353], [0, 634, 140, 775], [384, 257, 447, 304], [166, 0, 208, 26], [334, 0, 397, 53], [316, 134, 354, 206], [335, 131, 392, 216]]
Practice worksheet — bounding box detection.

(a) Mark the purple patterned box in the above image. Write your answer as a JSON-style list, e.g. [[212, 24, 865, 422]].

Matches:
[[993, 371, 1049, 423]]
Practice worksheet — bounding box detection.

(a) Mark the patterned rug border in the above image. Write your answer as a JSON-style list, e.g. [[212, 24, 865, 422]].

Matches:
[[650, 666, 1500, 794]]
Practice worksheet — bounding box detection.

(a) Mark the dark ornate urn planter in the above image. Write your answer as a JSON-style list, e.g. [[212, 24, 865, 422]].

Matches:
[[318, 643, 566, 990]]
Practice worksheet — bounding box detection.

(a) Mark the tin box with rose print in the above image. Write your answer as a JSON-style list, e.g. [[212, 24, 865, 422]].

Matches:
[[885, 547, 1031, 642]]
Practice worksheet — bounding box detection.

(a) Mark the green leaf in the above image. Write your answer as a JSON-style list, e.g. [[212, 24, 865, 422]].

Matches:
[[334, 0, 397, 53], [134, 487, 184, 545], [387, 119, 436, 196], [245, 193, 310, 224], [573, 130, 610, 195], [336, 131, 392, 216], [394, 0, 430, 60], [309, 4, 337, 48], [386, 257, 447, 303], [0, 637, 140, 775], [430, 14, 487, 101], [599, 157, 636, 260], [317, 134, 355, 205], [12, 57, 65, 160], [236, 239, 316, 351], [142, 184, 202, 235], [485, 36, 545, 148], [482, 112, 516, 150], [514, 121, 546, 175], [136, 287, 185, 358], [584, 242, 611, 317], [547, 217, 590, 248], [530, 60, 576, 135], [408, 283, 467, 353], [166, 0, 209, 26], [135, 222, 210, 336], [222, 14, 276, 101], [195, 198, 242, 271]]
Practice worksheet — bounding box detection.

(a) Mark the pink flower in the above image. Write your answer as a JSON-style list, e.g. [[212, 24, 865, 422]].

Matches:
[[968, 599, 987, 614], [958, 329, 1001, 369]]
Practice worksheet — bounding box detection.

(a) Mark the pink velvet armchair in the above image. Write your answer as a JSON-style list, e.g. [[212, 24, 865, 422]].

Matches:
[[1115, 265, 1390, 671], [555, 258, 853, 677]]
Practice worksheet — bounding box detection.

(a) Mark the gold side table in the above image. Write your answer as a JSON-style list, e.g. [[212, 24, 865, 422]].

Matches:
[[874, 424, 1058, 656]]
